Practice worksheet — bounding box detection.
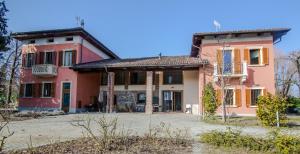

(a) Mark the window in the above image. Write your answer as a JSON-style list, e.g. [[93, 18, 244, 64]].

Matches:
[[26, 53, 34, 67], [42, 83, 52, 97], [251, 89, 261, 106], [225, 89, 234, 106], [65, 37, 73, 41], [115, 72, 125, 85], [63, 51, 73, 66], [223, 50, 232, 74], [137, 93, 146, 104], [44, 52, 54, 64], [130, 72, 146, 85], [101, 73, 108, 85], [24, 84, 33, 97], [29, 40, 35, 44], [250, 49, 260, 65], [163, 71, 183, 84], [47, 38, 54, 43]]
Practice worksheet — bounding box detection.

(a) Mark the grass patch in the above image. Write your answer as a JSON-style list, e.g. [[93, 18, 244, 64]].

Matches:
[[203, 116, 300, 128], [200, 128, 300, 154]]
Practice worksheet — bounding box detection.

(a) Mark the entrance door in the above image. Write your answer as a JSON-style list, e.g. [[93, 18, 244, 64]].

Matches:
[[162, 91, 182, 112], [61, 82, 71, 112]]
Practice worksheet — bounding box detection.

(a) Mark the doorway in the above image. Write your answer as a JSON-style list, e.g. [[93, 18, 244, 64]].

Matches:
[[162, 91, 182, 112], [61, 82, 71, 112]]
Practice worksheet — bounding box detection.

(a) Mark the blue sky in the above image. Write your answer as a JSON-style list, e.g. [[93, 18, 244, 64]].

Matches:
[[6, 0, 300, 58]]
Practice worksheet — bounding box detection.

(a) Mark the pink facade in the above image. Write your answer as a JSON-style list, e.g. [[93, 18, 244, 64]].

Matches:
[[19, 41, 103, 112]]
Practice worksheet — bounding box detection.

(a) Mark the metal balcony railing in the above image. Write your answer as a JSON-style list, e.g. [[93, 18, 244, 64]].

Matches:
[[32, 64, 57, 77], [213, 61, 247, 82]]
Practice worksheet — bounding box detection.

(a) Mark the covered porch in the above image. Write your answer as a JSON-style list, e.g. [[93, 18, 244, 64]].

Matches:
[[72, 56, 208, 114]]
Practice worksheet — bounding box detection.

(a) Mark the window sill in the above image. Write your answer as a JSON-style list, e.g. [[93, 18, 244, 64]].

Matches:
[[249, 106, 258, 108], [226, 105, 238, 108], [41, 97, 52, 98], [248, 64, 266, 67], [22, 97, 33, 98]]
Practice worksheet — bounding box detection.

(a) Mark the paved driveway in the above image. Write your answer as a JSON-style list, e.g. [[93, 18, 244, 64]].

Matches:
[[4, 113, 300, 151]]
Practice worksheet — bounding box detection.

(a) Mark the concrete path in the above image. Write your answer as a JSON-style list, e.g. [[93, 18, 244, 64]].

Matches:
[[4, 113, 300, 151]]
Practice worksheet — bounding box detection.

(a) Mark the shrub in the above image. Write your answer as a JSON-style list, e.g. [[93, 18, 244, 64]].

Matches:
[[200, 128, 300, 154], [256, 93, 288, 126], [202, 83, 218, 118]]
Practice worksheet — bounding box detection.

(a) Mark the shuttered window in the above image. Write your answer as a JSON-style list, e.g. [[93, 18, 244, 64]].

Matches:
[[249, 49, 260, 65], [250, 89, 261, 106], [41, 82, 55, 98], [44, 52, 55, 64], [224, 89, 234, 106], [26, 53, 35, 67], [24, 83, 33, 97]]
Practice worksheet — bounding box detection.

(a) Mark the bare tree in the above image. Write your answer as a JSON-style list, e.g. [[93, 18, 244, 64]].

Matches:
[[274, 50, 300, 97], [275, 50, 297, 97], [0, 39, 22, 106], [289, 51, 300, 97]]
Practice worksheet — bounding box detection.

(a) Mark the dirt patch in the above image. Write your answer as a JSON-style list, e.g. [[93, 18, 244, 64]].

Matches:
[[7, 137, 192, 154]]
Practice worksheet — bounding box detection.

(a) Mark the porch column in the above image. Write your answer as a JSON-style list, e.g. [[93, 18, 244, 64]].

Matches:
[[107, 72, 115, 113], [145, 71, 153, 114]]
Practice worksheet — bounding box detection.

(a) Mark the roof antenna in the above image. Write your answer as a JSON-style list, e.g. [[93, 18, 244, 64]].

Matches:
[[75, 16, 85, 28], [213, 20, 221, 32], [80, 19, 85, 28]]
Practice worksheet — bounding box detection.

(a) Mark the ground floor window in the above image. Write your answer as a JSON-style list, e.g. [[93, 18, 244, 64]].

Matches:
[[137, 93, 146, 104], [24, 83, 33, 97], [251, 89, 261, 106], [225, 89, 234, 106], [42, 82, 52, 97]]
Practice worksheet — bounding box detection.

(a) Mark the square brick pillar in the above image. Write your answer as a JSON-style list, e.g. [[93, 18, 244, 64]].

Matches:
[[145, 71, 153, 114], [107, 72, 115, 113]]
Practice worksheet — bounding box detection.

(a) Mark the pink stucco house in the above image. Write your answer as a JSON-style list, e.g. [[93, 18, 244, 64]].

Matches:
[[13, 27, 290, 116]]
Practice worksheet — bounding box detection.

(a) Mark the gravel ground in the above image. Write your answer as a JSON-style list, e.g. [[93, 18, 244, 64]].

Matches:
[[4, 113, 300, 152]]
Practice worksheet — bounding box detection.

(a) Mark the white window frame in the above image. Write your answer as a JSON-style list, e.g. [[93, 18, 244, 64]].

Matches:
[[41, 81, 53, 98], [23, 82, 34, 98], [62, 50, 74, 67], [247, 46, 264, 66], [249, 87, 264, 107]]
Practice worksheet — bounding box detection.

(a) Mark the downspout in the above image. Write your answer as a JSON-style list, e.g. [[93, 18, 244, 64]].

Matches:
[[80, 37, 83, 63]]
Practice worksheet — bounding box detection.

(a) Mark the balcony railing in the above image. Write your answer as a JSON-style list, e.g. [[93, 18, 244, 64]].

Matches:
[[32, 64, 57, 77], [213, 61, 247, 82]]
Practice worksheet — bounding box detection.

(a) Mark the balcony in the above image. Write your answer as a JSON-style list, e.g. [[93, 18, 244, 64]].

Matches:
[[32, 64, 58, 77], [213, 61, 247, 82]]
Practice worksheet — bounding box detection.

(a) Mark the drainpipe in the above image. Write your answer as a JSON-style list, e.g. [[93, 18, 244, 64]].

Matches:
[[80, 37, 83, 63]]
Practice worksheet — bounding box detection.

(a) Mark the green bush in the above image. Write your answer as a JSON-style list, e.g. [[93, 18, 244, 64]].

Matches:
[[200, 128, 300, 154], [287, 96, 300, 108], [202, 83, 218, 118], [256, 93, 288, 126]]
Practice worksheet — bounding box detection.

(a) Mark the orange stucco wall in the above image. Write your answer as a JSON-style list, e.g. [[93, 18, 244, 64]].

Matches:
[[198, 39, 276, 116]]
